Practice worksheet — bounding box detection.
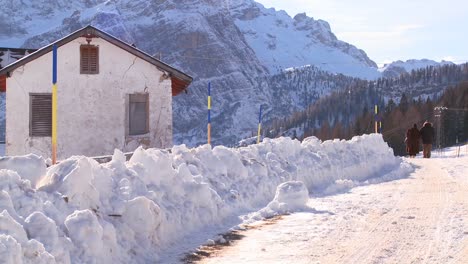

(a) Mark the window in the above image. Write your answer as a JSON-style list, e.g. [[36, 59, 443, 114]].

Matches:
[[80, 45, 99, 74], [30, 94, 52, 137], [129, 94, 149, 135]]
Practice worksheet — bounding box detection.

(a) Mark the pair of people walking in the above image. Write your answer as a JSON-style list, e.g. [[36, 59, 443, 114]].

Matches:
[[405, 121, 435, 158]]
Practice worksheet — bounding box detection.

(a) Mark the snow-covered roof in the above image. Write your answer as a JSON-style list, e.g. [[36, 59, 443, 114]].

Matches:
[[0, 25, 193, 96], [0, 48, 37, 69]]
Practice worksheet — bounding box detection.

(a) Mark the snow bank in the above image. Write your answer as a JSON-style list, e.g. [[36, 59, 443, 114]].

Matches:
[[0, 134, 410, 263]]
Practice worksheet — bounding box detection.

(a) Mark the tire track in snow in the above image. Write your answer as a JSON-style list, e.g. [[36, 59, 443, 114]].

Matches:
[[418, 158, 468, 264], [339, 183, 406, 263], [421, 164, 446, 263]]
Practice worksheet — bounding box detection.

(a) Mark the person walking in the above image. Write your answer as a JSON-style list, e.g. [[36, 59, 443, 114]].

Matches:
[[419, 121, 435, 158], [406, 124, 420, 158]]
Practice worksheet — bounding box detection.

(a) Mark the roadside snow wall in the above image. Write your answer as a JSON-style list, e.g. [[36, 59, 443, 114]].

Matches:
[[0, 134, 410, 263]]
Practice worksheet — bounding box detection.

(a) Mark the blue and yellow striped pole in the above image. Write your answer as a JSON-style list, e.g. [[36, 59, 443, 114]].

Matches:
[[207, 82, 211, 145], [257, 105, 263, 144], [374, 104, 378, 134], [52, 44, 58, 164]]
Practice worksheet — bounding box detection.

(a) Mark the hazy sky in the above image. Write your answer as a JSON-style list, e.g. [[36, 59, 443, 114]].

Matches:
[[255, 0, 468, 66]]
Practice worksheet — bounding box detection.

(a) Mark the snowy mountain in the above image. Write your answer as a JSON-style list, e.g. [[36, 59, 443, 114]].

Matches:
[[0, 0, 379, 78], [230, 5, 379, 79], [0, 0, 383, 146], [380, 59, 455, 78]]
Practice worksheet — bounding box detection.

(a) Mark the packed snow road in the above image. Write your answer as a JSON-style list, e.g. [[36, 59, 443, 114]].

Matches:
[[199, 155, 468, 264]]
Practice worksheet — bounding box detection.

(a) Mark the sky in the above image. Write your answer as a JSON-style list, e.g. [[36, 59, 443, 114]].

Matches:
[[256, 0, 468, 66]]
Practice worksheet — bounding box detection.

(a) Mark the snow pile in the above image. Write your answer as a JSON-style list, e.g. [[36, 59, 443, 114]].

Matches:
[[0, 154, 46, 187], [0, 134, 410, 263], [270, 181, 309, 212], [245, 181, 309, 222]]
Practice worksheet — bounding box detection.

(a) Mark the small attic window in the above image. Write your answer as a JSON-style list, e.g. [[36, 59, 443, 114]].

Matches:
[[80, 45, 99, 74]]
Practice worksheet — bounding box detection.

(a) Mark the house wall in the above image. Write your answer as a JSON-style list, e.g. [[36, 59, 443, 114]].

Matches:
[[5, 37, 173, 159]]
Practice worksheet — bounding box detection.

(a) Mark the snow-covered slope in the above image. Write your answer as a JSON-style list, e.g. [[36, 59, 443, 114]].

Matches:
[[0, 134, 411, 263], [380, 59, 455, 78], [0, 0, 383, 146], [231, 4, 379, 79]]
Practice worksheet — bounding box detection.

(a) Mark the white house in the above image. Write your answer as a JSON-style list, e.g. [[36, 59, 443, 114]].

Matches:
[[0, 25, 192, 160]]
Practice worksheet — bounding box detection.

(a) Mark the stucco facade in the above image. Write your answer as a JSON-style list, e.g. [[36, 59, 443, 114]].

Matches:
[[5, 36, 174, 159]]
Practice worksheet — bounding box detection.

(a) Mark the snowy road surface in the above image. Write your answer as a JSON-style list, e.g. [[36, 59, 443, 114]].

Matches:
[[199, 156, 468, 263]]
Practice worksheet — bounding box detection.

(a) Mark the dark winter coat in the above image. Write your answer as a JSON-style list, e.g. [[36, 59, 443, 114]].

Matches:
[[420, 122, 435, 144], [406, 127, 420, 155]]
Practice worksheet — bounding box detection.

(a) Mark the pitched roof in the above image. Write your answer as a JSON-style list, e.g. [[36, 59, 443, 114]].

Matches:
[[0, 25, 192, 96]]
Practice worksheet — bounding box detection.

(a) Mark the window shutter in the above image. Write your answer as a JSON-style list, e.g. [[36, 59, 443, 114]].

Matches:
[[0, 75, 6, 92], [80, 45, 99, 74], [129, 94, 149, 135], [80, 46, 89, 73], [30, 94, 52, 137], [88, 46, 99, 73]]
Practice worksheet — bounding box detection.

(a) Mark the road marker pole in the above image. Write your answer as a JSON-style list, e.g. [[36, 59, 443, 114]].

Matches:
[[207, 82, 211, 145], [52, 44, 58, 164]]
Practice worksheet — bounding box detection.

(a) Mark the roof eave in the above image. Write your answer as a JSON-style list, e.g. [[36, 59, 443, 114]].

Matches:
[[0, 25, 193, 87]]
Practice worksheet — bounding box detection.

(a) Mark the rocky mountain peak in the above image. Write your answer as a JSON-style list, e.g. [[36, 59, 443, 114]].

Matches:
[[293, 12, 331, 32]]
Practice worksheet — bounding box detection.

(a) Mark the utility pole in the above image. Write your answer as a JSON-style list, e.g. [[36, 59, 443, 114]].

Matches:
[[434, 106, 447, 156]]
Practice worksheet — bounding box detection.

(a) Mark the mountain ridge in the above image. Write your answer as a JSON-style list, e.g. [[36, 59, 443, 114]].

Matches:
[[380, 59, 455, 78]]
